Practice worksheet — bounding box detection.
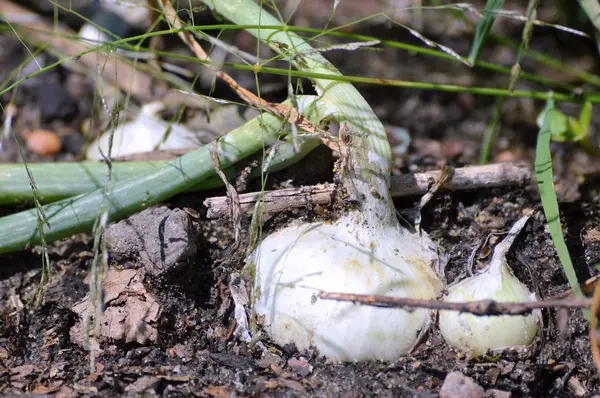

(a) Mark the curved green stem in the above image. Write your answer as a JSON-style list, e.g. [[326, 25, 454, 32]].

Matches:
[[203, 0, 397, 227], [0, 98, 324, 254], [0, 136, 320, 205]]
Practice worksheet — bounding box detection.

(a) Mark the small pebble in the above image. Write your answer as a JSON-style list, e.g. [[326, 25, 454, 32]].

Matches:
[[567, 376, 587, 396], [169, 343, 193, 363], [440, 371, 484, 398], [485, 389, 511, 398], [26, 129, 62, 156], [494, 150, 517, 163], [288, 357, 312, 377]]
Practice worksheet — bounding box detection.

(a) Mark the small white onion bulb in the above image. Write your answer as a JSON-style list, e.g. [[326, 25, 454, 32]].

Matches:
[[251, 212, 443, 362], [439, 216, 538, 354], [86, 102, 196, 160]]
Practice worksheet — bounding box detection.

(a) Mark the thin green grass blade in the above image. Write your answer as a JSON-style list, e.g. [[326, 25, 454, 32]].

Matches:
[[508, 0, 538, 94], [45, 22, 578, 91], [4, 19, 595, 95], [479, 97, 503, 164], [468, 0, 505, 65], [535, 97, 584, 299], [2, 25, 592, 104], [579, 100, 593, 137]]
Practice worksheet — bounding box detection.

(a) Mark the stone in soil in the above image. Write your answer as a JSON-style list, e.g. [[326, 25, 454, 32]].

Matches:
[[104, 206, 198, 276], [440, 371, 485, 398]]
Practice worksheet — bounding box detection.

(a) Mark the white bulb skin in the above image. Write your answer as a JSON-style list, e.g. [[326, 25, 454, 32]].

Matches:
[[438, 265, 538, 355], [251, 213, 443, 362], [86, 102, 195, 160]]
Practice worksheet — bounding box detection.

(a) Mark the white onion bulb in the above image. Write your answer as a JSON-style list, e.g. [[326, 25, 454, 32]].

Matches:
[[251, 212, 443, 361], [439, 216, 538, 354], [86, 102, 196, 160]]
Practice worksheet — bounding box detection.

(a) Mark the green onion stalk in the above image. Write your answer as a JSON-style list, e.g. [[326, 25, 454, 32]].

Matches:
[[0, 134, 320, 205], [0, 100, 323, 254]]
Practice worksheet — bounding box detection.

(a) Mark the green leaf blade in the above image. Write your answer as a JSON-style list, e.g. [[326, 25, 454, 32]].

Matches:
[[468, 0, 506, 65], [535, 96, 584, 299]]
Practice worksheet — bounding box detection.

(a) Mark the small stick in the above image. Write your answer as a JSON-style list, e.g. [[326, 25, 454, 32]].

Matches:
[[319, 292, 591, 316], [414, 165, 454, 233], [550, 274, 600, 300], [158, 0, 336, 148], [204, 163, 531, 218], [210, 141, 242, 248]]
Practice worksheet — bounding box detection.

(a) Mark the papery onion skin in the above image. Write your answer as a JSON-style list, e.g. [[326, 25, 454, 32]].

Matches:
[[252, 214, 443, 362]]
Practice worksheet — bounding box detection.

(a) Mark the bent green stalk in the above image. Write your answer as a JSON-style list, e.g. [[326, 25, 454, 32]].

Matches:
[[204, 0, 394, 225], [0, 135, 320, 205], [0, 99, 324, 254]]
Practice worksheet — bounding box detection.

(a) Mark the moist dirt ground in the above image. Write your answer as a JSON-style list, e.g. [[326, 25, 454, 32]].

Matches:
[[2, 1, 600, 397]]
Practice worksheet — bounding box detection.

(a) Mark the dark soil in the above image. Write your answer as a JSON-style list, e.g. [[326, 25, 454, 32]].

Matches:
[[2, 1, 600, 397]]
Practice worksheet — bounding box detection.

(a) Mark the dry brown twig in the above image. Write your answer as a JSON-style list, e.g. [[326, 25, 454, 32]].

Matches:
[[414, 164, 454, 232], [157, 0, 337, 149], [319, 292, 592, 316], [210, 141, 242, 249], [204, 163, 531, 218], [551, 274, 600, 300]]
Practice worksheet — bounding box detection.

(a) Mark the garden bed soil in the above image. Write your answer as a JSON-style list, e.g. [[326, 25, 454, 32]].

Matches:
[[2, 1, 600, 396]]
